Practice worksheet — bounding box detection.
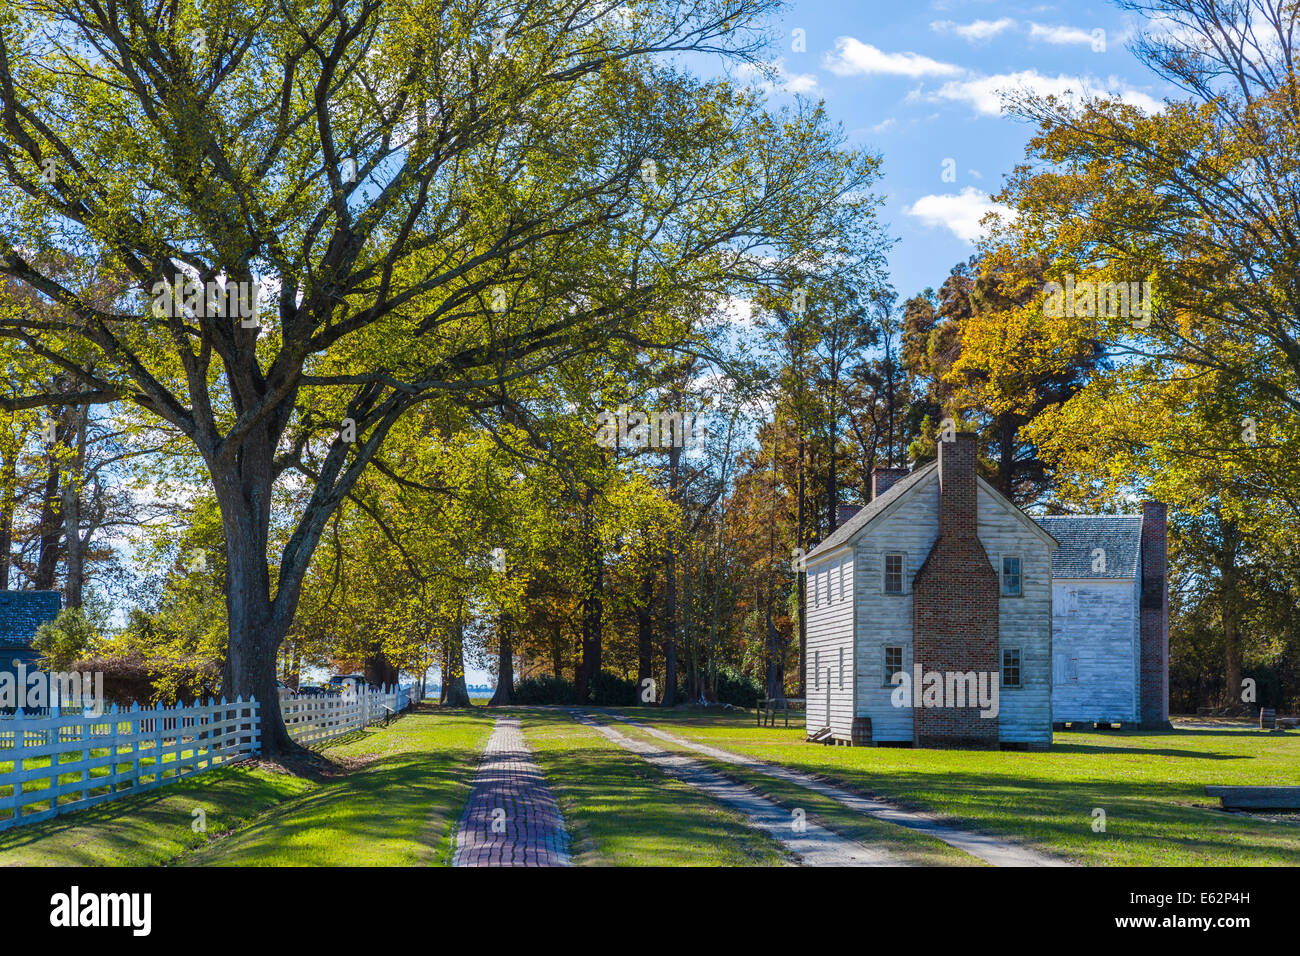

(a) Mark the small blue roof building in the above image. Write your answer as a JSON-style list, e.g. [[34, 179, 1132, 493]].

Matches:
[[0, 591, 62, 677]]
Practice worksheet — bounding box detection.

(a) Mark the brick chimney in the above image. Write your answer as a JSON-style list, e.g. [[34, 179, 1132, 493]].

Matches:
[[1139, 501, 1171, 729], [871, 466, 909, 500], [912, 433, 999, 748], [837, 503, 863, 526]]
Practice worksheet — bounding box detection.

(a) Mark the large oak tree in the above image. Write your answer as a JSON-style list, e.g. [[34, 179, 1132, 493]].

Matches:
[[0, 0, 875, 748]]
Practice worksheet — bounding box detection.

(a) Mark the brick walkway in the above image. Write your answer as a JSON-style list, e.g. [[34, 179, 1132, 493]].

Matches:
[[452, 717, 571, 867]]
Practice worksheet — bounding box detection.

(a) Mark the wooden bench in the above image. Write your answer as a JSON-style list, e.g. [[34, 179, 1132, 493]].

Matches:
[[1205, 786, 1300, 810], [756, 697, 804, 728]]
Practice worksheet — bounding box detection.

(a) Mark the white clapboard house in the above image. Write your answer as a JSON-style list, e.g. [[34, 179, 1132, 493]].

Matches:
[[802, 434, 1057, 750], [1033, 509, 1170, 730], [802, 433, 1171, 750]]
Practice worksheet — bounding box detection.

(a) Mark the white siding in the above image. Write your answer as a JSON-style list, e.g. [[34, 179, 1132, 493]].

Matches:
[[978, 485, 1054, 746], [852, 474, 941, 742], [1050, 577, 1140, 723], [805, 549, 855, 739], [848, 475, 1054, 746]]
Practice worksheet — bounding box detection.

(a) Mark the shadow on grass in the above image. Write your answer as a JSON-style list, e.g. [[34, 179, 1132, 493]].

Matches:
[[610, 710, 1300, 865], [0, 763, 305, 867], [188, 709, 494, 866], [521, 709, 784, 866], [1047, 743, 1248, 760]]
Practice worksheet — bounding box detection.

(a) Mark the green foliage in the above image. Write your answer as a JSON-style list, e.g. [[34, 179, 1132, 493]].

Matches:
[[710, 665, 764, 708], [586, 670, 638, 706], [512, 675, 578, 705], [32, 607, 100, 670]]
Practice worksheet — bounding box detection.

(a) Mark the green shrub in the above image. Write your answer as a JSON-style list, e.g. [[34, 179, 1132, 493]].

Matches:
[[513, 675, 578, 705], [587, 670, 638, 706], [675, 666, 764, 707], [32, 607, 100, 670], [712, 666, 764, 707]]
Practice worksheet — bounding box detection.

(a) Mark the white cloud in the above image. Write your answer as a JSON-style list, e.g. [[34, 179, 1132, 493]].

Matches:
[[869, 118, 897, 134], [722, 296, 753, 328], [933, 69, 1162, 116], [904, 187, 1015, 243], [736, 60, 819, 96], [824, 37, 964, 78], [784, 71, 820, 95], [931, 18, 1017, 42], [1028, 23, 1101, 46]]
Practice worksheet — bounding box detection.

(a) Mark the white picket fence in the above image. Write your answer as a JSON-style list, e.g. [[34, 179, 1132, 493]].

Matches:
[[0, 697, 260, 832], [279, 683, 422, 746], [0, 681, 423, 832]]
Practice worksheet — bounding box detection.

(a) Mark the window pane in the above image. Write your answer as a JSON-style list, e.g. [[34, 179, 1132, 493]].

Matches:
[[885, 553, 903, 593], [884, 646, 903, 685], [1002, 556, 1022, 596], [1002, 648, 1021, 687]]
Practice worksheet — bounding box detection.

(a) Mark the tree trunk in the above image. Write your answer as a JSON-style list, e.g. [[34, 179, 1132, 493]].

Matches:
[[576, 490, 603, 702], [661, 444, 681, 707], [212, 444, 296, 753], [443, 610, 472, 707], [1220, 532, 1244, 711], [998, 413, 1015, 497], [61, 407, 89, 609], [551, 621, 564, 679], [0, 437, 16, 590], [488, 611, 515, 706], [796, 434, 806, 696], [439, 640, 449, 705], [578, 566, 603, 701], [636, 570, 653, 693], [363, 649, 399, 688], [765, 606, 784, 701], [826, 369, 839, 532], [33, 413, 69, 591]]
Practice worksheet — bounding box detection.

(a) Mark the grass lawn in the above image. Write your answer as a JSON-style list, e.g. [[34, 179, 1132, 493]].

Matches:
[[0, 705, 492, 867], [615, 709, 1300, 866], [0, 741, 253, 830], [0, 760, 312, 866], [610, 720, 981, 866], [520, 709, 788, 866], [187, 707, 492, 866]]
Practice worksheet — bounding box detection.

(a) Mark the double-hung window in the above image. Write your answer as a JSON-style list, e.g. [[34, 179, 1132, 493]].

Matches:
[[883, 646, 904, 687], [1002, 556, 1022, 597], [1002, 648, 1022, 688], [884, 553, 905, 594]]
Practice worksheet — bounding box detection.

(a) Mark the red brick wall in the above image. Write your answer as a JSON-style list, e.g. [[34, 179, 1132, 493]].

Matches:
[[912, 434, 999, 748], [871, 467, 909, 500], [1139, 501, 1170, 728]]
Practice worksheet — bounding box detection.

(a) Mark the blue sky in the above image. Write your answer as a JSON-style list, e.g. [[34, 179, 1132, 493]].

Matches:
[[757, 0, 1176, 299], [461, 2, 1182, 689]]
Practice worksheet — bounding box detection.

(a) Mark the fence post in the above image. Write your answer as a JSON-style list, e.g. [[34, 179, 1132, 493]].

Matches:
[[108, 703, 120, 796], [8, 710, 25, 827]]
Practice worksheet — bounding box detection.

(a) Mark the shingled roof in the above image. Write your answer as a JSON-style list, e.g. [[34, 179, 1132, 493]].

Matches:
[[808, 462, 939, 559], [0, 591, 62, 649], [1032, 515, 1142, 579]]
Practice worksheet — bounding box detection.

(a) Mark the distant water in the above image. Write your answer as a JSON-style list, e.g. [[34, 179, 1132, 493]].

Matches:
[[425, 685, 493, 700]]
